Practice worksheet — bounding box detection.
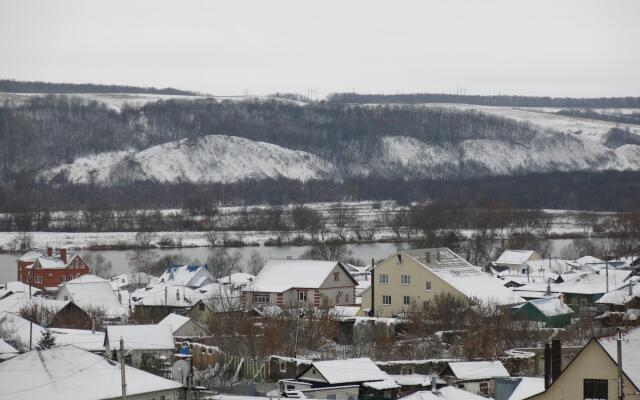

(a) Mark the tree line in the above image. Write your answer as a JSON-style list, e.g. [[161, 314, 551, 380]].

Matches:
[[0, 79, 198, 95]]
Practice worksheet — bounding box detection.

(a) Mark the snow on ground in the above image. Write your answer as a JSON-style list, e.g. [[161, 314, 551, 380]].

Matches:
[[417, 103, 640, 144]]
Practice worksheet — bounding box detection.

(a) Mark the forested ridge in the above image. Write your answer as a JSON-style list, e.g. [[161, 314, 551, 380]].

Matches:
[[0, 79, 198, 96]]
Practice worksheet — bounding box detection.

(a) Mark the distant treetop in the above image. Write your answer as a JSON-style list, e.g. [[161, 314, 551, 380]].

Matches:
[[327, 92, 640, 108], [0, 79, 199, 96]]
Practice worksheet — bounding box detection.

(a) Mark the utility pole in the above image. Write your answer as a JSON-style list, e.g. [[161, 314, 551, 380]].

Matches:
[[29, 271, 33, 350], [606, 251, 610, 293], [617, 328, 624, 400], [120, 338, 127, 400]]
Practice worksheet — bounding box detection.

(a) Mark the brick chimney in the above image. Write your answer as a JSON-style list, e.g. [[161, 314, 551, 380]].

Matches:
[[47, 247, 53, 257], [60, 248, 67, 263]]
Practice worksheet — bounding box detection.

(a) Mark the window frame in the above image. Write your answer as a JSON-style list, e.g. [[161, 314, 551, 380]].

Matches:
[[298, 291, 308, 302], [425, 281, 432, 291], [379, 274, 389, 285], [382, 295, 392, 305], [401, 274, 411, 285], [333, 272, 339, 282], [403, 295, 411, 305], [254, 293, 269, 304], [583, 378, 608, 400]]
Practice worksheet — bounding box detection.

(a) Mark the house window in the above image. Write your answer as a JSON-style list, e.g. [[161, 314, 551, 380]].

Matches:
[[480, 382, 489, 396], [521, 269, 527, 274], [425, 281, 432, 291], [254, 293, 269, 303], [63, 295, 68, 301], [280, 361, 287, 373], [327, 395, 336, 400], [379, 274, 389, 285], [199, 302, 205, 311], [403, 295, 411, 305], [68, 275, 74, 281], [34, 275, 42, 283], [401, 275, 411, 285], [333, 272, 339, 282], [382, 295, 392, 305], [581, 299, 588, 307], [299, 291, 307, 302], [584, 379, 608, 400], [60, 276, 66, 283], [400, 366, 415, 375]]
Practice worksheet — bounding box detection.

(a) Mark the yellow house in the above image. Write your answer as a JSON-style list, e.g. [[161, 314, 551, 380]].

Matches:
[[527, 327, 640, 400], [361, 248, 523, 317]]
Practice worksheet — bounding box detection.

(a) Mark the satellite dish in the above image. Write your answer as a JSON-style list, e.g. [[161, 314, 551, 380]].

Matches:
[[171, 359, 190, 385]]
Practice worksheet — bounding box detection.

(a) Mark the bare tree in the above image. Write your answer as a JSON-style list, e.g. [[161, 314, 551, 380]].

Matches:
[[246, 250, 266, 275], [82, 253, 114, 278], [207, 248, 242, 279]]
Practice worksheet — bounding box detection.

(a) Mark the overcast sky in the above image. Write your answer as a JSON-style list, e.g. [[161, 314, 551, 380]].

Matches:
[[1, 0, 639, 98]]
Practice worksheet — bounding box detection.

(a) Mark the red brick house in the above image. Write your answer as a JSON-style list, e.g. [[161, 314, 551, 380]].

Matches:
[[17, 248, 91, 290]]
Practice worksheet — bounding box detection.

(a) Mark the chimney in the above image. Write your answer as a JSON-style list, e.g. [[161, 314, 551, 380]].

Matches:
[[546, 279, 551, 295], [369, 258, 375, 317], [551, 339, 562, 383], [47, 247, 53, 257], [436, 250, 441, 262], [59, 248, 67, 263], [425, 252, 431, 264], [544, 343, 552, 389]]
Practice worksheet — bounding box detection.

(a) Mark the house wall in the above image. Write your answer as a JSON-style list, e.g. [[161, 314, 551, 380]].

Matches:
[[301, 385, 359, 400], [529, 340, 639, 400], [361, 252, 466, 317]]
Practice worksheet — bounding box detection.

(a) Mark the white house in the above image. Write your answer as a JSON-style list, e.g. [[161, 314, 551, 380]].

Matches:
[[159, 313, 208, 337], [104, 324, 175, 368], [242, 259, 358, 309], [494, 250, 542, 274], [0, 345, 183, 400]]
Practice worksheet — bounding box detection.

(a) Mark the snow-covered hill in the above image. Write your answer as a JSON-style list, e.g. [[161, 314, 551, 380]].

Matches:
[[43, 135, 338, 184], [42, 132, 640, 185]]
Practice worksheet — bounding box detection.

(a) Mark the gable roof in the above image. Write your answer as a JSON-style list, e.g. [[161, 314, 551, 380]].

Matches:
[[516, 270, 632, 296], [248, 259, 356, 293], [595, 278, 640, 305], [58, 275, 127, 319], [446, 361, 510, 380], [131, 282, 207, 307], [158, 313, 193, 333], [159, 263, 215, 288], [496, 250, 538, 265], [105, 324, 174, 351], [507, 377, 545, 400], [597, 327, 640, 389], [301, 358, 390, 385], [515, 295, 575, 317], [0, 312, 105, 352], [403, 248, 524, 305], [0, 345, 182, 400]]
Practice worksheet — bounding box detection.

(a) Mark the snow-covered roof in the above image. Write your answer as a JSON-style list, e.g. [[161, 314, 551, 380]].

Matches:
[[507, 377, 545, 400], [404, 248, 524, 305], [0, 346, 182, 400], [0, 281, 42, 294], [110, 272, 154, 290], [158, 313, 192, 333], [598, 327, 640, 388], [329, 306, 362, 318], [575, 256, 604, 265], [35, 256, 67, 269], [0, 291, 69, 315], [399, 386, 487, 400], [303, 358, 390, 384], [596, 279, 640, 305], [0, 312, 105, 352], [131, 282, 207, 307], [496, 250, 538, 266], [248, 259, 349, 293], [516, 295, 575, 317], [517, 270, 631, 296], [362, 378, 401, 390], [391, 374, 445, 387], [105, 324, 174, 351], [447, 361, 510, 380], [159, 263, 215, 288], [526, 259, 572, 275], [58, 275, 127, 319], [18, 250, 44, 262], [0, 338, 18, 360], [218, 272, 255, 287]]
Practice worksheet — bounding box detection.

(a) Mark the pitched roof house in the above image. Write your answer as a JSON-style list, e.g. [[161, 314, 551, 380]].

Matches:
[[242, 259, 358, 309], [104, 324, 175, 368], [511, 294, 576, 328], [495, 250, 542, 273], [56, 274, 128, 321], [0, 346, 183, 400], [158, 312, 208, 336], [442, 361, 510, 397], [17, 248, 91, 290], [361, 248, 524, 317], [527, 327, 640, 400], [159, 263, 215, 288]]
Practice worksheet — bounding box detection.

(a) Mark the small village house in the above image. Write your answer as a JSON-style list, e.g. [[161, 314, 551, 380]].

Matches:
[[131, 282, 207, 322], [528, 327, 640, 400], [361, 248, 524, 317], [56, 274, 128, 323], [242, 259, 358, 309], [105, 324, 175, 369], [511, 294, 576, 328], [441, 361, 510, 397], [281, 357, 400, 400], [17, 248, 91, 290], [494, 250, 542, 275], [0, 346, 184, 400], [159, 312, 208, 336], [159, 262, 215, 288]]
